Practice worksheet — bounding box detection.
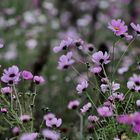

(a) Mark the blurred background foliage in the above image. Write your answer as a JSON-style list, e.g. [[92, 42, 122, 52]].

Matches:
[[0, 0, 140, 139]]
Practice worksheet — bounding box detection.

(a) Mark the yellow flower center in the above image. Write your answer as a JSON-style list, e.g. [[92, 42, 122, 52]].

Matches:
[[114, 26, 119, 30]]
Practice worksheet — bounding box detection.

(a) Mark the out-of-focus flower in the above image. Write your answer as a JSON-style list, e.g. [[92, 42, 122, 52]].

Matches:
[[112, 92, 124, 101], [123, 33, 133, 40], [97, 106, 113, 117], [130, 22, 140, 34], [117, 112, 140, 133], [44, 113, 55, 121], [92, 51, 110, 65], [20, 133, 38, 140], [19, 115, 31, 123], [25, 39, 38, 50], [46, 117, 62, 128], [90, 66, 102, 75], [53, 37, 73, 53], [136, 100, 140, 107], [12, 127, 20, 136], [1, 87, 12, 95], [33, 76, 45, 85], [108, 19, 128, 36], [127, 74, 140, 92], [76, 80, 88, 94], [42, 129, 60, 140], [117, 67, 128, 74], [1, 65, 20, 85], [57, 52, 75, 70], [80, 102, 92, 114], [22, 70, 33, 80], [1, 108, 8, 114], [101, 82, 120, 93], [88, 115, 99, 123], [68, 100, 80, 110]]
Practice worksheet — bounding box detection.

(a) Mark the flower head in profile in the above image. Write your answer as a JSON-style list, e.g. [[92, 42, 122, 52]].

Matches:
[[80, 102, 92, 114], [68, 100, 80, 110], [19, 115, 32, 123], [76, 80, 88, 94], [42, 129, 60, 140], [12, 127, 20, 136], [57, 51, 75, 70], [130, 22, 140, 34], [1, 87, 12, 95], [22, 70, 33, 80], [88, 115, 99, 123], [92, 51, 110, 65], [33, 76, 45, 85], [53, 37, 73, 53], [108, 19, 128, 36], [1, 65, 20, 85]]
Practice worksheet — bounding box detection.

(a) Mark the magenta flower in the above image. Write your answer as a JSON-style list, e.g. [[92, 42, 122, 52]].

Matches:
[[1, 108, 8, 114], [53, 37, 73, 53], [45, 117, 62, 128], [42, 129, 60, 140], [127, 74, 140, 92], [112, 92, 124, 101], [117, 112, 140, 133], [57, 52, 75, 70], [92, 51, 110, 65], [44, 113, 55, 121], [20, 133, 38, 140], [80, 102, 92, 114], [97, 106, 113, 117], [88, 115, 99, 123], [76, 80, 88, 94], [130, 22, 140, 34], [33, 76, 45, 85], [12, 127, 20, 136], [68, 100, 80, 110], [124, 33, 133, 40], [108, 19, 128, 36], [1, 65, 20, 85], [19, 115, 31, 123], [22, 70, 33, 80], [90, 66, 102, 75], [1, 87, 12, 95]]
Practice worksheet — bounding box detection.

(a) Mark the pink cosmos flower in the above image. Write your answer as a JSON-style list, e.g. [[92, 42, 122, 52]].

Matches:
[[19, 115, 31, 123], [123, 33, 133, 40], [127, 74, 140, 92], [46, 117, 62, 128], [1, 87, 12, 95], [80, 102, 92, 114], [117, 112, 140, 133], [97, 106, 113, 117], [130, 22, 140, 34], [108, 19, 128, 36], [76, 80, 88, 94], [112, 92, 124, 101], [44, 113, 55, 121], [1, 108, 8, 113], [12, 127, 20, 135], [20, 133, 38, 140], [22, 70, 33, 80], [53, 37, 73, 53], [68, 100, 80, 110], [33, 76, 45, 85], [42, 129, 60, 140], [90, 66, 102, 75], [92, 51, 110, 65], [88, 115, 99, 122], [1, 65, 20, 85], [57, 51, 75, 70]]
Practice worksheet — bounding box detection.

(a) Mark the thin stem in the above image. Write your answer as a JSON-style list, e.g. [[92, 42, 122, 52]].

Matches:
[[13, 85, 22, 115]]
